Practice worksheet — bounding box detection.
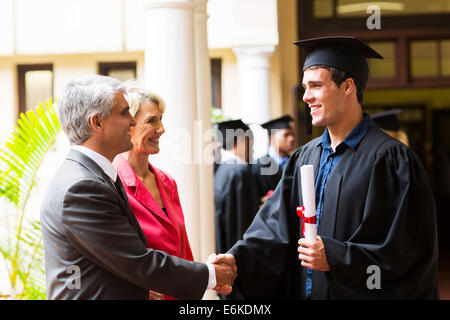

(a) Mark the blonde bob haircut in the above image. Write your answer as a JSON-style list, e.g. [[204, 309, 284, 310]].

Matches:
[[123, 81, 166, 117]]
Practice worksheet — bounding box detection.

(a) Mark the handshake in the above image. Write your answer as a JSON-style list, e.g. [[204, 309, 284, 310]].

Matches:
[[207, 253, 237, 295]]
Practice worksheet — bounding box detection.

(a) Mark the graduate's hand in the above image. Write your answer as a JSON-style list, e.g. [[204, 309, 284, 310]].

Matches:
[[298, 236, 330, 271], [208, 253, 237, 295], [259, 195, 269, 208], [259, 190, 274, 208], [148, 290, 165, 300]]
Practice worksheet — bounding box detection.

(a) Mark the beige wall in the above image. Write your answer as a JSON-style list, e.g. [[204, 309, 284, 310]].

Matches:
[[209, 48, 239, 118], [210, 47, 283, 121], [277, 0, 299, 116], [0, 52, 145, 144], [1, 0, 285, 126], [207, 0, 279, 49], [0, 0, 14, 56], [0, 60, 16, 145]]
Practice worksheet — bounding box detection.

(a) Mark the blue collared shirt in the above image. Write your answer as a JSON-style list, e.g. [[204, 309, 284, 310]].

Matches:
[[267, 146, 290, 171], [305, 114, 372, 297]]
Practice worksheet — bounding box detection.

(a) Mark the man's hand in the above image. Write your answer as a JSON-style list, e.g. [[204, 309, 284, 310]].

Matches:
[[207, 253, 237, 295], [298, 236, 330, 271]]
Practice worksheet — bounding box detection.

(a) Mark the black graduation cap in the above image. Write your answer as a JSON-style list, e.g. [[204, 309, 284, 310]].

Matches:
[[261, 115, 293, 136], [370, 109, 402, 131], [294, 36, 384, 135], [215, 119, 251, 149], [294, 36, 384, 88]]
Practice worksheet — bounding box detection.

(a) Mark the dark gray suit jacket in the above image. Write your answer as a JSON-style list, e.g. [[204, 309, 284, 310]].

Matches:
[[40, 149, 209, 300]]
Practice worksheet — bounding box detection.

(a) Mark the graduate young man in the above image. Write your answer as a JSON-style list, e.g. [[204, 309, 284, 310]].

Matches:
[[252, 115, 296, 201], [213, 36, 439, 299]]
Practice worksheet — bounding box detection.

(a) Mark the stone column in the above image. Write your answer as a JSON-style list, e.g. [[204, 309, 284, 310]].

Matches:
[[233, 45, 275, 158], [193, 0, 217, 299], [193, 0, 215, 261], [143, 0, 201, 260]]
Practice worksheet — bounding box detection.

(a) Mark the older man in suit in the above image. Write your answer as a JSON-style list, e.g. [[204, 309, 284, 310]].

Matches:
[[40, 75, 236, 300]]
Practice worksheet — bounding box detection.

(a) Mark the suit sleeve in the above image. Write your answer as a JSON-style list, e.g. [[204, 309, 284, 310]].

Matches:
[[61, 178, 209, 300]]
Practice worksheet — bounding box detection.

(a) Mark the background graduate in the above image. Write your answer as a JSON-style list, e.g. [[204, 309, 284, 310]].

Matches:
[[252, 115, 296, 203], [214, 36, 439, 299], [213, 119, 260, 299], [370, 108, 409, 146]]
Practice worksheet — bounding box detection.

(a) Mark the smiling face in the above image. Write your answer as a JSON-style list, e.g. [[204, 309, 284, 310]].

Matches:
[[302, 67, 348, 129], [130, 101, 165, 155], [100, 92, 136, 158]]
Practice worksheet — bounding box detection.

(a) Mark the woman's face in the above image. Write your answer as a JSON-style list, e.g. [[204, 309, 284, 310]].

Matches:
[[130, 101, 165, 155]]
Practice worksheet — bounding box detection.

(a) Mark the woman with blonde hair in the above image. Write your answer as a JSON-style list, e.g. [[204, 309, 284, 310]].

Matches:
[[113, 84, 193, 300]]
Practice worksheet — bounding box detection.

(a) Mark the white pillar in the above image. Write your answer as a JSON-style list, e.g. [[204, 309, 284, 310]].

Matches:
[[233, 46, 275, 124], [143, 0, 201, 261], [194, 0, 217, 300], [233, 45, 275, 158], [193, 0, 215, 259]]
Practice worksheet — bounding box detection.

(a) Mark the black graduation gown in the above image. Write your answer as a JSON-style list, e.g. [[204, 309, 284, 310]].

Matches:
[[251, 155, 282, 199], [214, 160, 260, 254], [228, 126, 439, 299], [214, 160, 261, 300]]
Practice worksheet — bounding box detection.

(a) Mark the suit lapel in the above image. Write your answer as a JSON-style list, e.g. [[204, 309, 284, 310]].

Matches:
[[134, 181, 174, 226], [115, 155, 175, 228], [67, 149, 147, 244], [115, 177, 148, 244]]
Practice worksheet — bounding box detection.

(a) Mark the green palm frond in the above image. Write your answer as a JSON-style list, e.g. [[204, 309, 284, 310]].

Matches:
[[211, 107, 231, 124], [0, 98, 61, 209], [0, 97, 61, 299]]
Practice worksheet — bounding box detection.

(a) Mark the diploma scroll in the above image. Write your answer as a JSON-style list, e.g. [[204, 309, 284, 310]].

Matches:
[[298, 165, 317, 241]]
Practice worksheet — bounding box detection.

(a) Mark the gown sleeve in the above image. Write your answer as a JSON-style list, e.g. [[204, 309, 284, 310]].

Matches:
[[321, 141, 439, 299], [228, 149, 304, 299]]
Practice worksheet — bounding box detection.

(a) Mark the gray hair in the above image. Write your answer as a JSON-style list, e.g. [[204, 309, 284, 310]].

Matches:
[[123, 81, 166, 117], [57, 75, 126, 145]]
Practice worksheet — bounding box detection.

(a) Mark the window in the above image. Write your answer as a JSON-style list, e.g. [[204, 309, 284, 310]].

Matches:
[[98, 62, 137, 82], [410, 40, 450, 78], [312, 0, 450, 18], [410, 41, 438, 77], [336, 0, 450, 17], [442, 40, 450, 76], [367, 41, 396, 79], [17, 64, 53, 117], [314, 0, 333, 18], [211, 59, 222, 109]]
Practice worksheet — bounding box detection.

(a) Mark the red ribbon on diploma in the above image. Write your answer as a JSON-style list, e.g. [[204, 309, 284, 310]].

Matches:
[[296, 206, 316, 238], [265, 190, 274, 198]]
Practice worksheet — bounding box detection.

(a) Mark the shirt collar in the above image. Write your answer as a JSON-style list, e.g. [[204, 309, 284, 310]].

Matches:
[[267, 146, 289, 166], [320, 113, 372, 151], [112, 153, 139, 187], [71, 145, 118, 182], [220, 149, 245, 164]]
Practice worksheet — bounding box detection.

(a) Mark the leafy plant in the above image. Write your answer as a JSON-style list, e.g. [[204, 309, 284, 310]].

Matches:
[[211, 106, 231, 123], [0, 98, 61, 299]]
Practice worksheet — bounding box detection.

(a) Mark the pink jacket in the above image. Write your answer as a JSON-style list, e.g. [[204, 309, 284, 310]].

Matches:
[[113, 154, 194, 299]]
